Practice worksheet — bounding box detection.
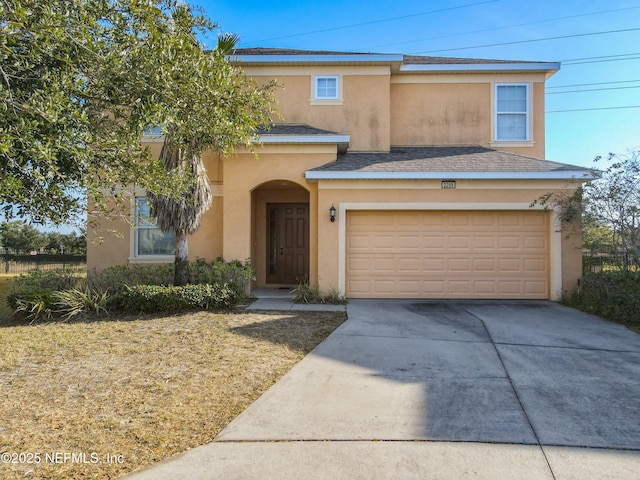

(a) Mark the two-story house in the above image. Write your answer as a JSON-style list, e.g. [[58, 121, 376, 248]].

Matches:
[[87, 48, 593, 300]]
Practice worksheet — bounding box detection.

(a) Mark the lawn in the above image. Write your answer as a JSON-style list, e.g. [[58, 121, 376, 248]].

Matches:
[[0, 306, 346, 479]]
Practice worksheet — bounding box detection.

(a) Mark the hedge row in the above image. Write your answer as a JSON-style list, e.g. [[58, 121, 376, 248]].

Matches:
[[5, 259, 253, 323], [564, 271, 640, 329], [118, 284, 239, 313]]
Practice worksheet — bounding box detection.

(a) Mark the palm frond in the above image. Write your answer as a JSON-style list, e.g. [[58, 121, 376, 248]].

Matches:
[[149, 137, 212, 235]]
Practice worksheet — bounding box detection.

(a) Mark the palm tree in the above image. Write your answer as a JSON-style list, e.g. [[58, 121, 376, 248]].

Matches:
[[150, 139, 211, 286], [148, 32, 269, 286]]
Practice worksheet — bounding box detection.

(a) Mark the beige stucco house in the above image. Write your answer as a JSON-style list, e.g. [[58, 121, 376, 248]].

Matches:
[[87, 48, 594, 300]]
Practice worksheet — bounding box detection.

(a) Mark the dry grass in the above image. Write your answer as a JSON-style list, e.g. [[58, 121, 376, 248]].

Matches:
[[0, 309, 346, 479]]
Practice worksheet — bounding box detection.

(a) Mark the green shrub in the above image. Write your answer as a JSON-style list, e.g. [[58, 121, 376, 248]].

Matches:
[[291, 282, 346, 305], [52, 288, 109, 320], [7, 270, 82, 310], [89, 264, 174, 295], [11, 287, 108, 323], [119, 283, 240, 313], [189, 257, 255, 295], [90, 259, 254, 296], [563, 271, 640, 330], [13, 292, 56, 321]]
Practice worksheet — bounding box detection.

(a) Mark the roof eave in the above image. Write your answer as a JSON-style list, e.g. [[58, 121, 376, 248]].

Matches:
[[398, 62, 561, 74], [304, 170, 595, 181], [231, 54, 404, 65], [256, 133, 351, 154]]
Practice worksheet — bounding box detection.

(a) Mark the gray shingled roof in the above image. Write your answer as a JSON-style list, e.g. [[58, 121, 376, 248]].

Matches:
[[257, 124, 342, 136], [308, 146, 591, 174], [233, 48, 544, 65]]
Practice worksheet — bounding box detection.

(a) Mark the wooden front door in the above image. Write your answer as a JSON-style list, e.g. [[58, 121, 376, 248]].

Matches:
[[267, 203, 309, 284]]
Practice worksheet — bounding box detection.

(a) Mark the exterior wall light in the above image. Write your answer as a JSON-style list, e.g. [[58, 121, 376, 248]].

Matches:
[[329, 204, 336, 223]]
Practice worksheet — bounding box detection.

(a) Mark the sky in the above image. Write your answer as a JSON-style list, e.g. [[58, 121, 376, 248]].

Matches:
[[198, 0, 640, 169]]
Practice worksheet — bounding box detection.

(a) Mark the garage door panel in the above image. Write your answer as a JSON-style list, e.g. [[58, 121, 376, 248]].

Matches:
[[346, 210, 549, 299], [474, 280, 497, 294], [499, 236, 522, 249], [524, 258, 547, 272], [473, 236, 497, 249], [373, 258, 395, 272], [524, 236, 546, 249], [398, 258, 421, 272], [424, 258, 446, 271], [473, 259, 496, 272], [524, 281, 547, 295], [373, 235, 395, 249], [397, 235, 420, 249], [448, 258, 470, 272], [499, 214, 521, 226], [423, 236, 446, 248], [348, 235, 371, 249]]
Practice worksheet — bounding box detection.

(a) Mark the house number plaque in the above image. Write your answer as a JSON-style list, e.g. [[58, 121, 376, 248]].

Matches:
[[441, 180, 456, 189]]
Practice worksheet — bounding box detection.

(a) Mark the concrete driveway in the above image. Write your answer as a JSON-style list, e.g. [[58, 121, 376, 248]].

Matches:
[[128, 300, 640, 479]]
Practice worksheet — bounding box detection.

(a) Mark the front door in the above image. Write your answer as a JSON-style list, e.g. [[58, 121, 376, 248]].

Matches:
[[267, 203, 309, 285]]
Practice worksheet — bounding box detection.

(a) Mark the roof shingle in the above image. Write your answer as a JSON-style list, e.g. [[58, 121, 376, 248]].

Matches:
[[308, 146, 591, 174], [232, 47, 548, 66]]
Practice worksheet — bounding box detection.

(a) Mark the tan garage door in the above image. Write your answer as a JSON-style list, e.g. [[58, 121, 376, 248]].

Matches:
[[346, 210, 549, 299]]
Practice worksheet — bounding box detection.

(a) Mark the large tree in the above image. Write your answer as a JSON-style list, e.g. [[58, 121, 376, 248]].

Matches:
[[0, 0, 276, 228], [1, 0, 278, 284]]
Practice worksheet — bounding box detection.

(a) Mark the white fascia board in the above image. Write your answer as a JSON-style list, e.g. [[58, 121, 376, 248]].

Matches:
[[305, 170, 596, 180], [257, 134, 350, 144], [232, 54, 404, 64], [399, 62, 560, 73]]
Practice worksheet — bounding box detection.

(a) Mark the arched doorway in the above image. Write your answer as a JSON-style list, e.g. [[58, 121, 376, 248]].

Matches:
[[251, 180, 310, 287]]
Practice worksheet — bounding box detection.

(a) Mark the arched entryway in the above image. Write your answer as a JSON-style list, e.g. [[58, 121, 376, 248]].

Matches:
[[251, 180, 310, 287]]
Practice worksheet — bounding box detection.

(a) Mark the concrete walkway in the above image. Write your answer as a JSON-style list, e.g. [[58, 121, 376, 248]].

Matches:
[[125, 300, 640, 479], [245, 287, 346, 312]]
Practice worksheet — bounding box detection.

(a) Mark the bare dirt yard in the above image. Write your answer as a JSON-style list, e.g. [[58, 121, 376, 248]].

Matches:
[[0, 309, 346, 479]]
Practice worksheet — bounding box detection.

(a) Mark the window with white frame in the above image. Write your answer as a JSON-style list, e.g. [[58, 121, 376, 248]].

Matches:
[[315, 76, 339, 99], [135, 198, 175, 256], [495, 84, 529, 141], [143, 125, 163, 136]]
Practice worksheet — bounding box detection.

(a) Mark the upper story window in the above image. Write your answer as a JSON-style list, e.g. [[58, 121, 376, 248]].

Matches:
[[315, 76, 339, 100], [135, 198, 175, 256], [143, 125, 164, 136], [495, 84, 529, 141]]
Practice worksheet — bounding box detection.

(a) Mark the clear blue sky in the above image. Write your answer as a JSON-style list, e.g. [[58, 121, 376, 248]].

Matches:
[[199, 0, 640, 168]]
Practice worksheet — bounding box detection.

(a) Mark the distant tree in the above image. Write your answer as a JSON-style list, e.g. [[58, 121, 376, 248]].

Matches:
[[584, 150, 640, 269], [0, 221, 48, 253], [45, 231, 86, 254], [582, 216, 615, 254]]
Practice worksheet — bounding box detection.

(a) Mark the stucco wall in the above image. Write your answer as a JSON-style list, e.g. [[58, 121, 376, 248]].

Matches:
[[86, 199, 131, 274], [390, 75, 547, 158], [86, 150, 225, 273], [314, 179, 582, 299], [246, 66, 391, 151], [222, 145, 334, 285], [390, 83, 489, 146]]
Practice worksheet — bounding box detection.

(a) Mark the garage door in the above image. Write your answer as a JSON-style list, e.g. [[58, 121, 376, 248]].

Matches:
[[346, 210, 549, 299]]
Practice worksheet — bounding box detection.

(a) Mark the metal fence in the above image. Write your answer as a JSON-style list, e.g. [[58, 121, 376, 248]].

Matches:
[[583, 253, 638, 274], [2, 253, 87, 275]]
